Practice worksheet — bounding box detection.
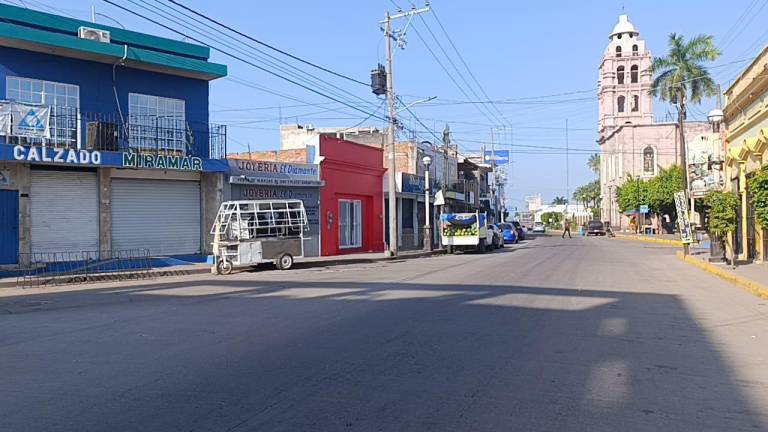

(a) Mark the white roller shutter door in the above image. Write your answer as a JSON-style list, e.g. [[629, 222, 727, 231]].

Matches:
[[112, 179, 201, 256], [30, 170, 100, 255]]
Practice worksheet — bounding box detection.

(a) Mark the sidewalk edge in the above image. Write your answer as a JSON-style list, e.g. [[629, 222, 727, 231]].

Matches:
[[614, 235, 683, 246], [676, 251, 768, 300]]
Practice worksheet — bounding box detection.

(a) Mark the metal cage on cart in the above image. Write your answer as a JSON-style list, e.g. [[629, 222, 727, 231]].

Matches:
[[211, 200, 309, 274]]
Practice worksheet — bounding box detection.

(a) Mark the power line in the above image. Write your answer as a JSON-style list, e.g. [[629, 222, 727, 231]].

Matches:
[[102, 0, 389, 123], [134, 0, 381, 115], [165, 0, 369, 87]]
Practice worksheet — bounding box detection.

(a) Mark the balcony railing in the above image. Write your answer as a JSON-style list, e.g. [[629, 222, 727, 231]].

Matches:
[[1, 106, 227, 159]]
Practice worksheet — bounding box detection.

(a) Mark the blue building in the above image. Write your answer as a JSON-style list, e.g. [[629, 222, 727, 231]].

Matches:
[[0, 4, 228, 265]]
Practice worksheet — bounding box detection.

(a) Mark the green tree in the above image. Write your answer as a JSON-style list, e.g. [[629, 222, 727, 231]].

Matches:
[[646, 165, 684, 216], [551, 196, 568, 205], [615, 177, 650, 214], [651, 34, 720, 176], [651, 33, 720, 109], [748, 167, 768, 231], [587, 153, 600, 176], [703, 191, 739, 237], [540, 212, 563, 228]]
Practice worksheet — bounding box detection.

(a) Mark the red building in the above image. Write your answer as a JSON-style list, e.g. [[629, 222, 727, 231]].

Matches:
[[319, 136, 385, 256]]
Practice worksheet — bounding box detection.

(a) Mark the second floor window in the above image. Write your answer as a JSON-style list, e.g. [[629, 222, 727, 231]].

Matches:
[[617, 66, 625, 85], [630, 65, 639, 83], [6, 76, 79, 148], [128, 93, 186, 153], [617, 96, 626, 113]]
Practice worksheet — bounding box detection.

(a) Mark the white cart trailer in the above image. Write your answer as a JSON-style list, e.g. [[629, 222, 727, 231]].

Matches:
[[211, 200, 308, 274]]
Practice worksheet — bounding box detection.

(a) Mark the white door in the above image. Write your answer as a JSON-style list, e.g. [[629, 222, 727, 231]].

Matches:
[[30, 170, 100, 257], [111, 179, 201, 256]]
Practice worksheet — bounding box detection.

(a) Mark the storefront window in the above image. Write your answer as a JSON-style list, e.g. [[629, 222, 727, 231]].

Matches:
[[6, 76, 79, 148], [339, 199, 362, 248], [128, 93, 186, 153]]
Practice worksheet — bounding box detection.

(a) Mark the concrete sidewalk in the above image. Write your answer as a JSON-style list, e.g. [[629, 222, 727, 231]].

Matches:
[[677, 251, 768, 299], [0, 249, 445, 290]]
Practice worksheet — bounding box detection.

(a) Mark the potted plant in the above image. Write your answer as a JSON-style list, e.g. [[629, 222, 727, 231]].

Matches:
[[703, 191, 739, 265]]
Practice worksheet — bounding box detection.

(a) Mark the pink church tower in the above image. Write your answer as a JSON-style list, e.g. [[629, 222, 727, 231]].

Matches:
[[598, 15, 654, 131]]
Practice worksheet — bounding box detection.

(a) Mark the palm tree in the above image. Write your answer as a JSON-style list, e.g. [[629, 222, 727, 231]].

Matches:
[[551, 196, 568, 205], [587, 153, 600, 176], [650, 34, 720, 188]]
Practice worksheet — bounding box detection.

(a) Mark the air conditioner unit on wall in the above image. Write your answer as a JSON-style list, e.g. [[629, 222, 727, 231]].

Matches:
[[78, 27, 111, 43]]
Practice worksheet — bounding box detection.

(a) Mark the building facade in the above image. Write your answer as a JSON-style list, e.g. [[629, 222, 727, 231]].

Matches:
[[724, 47, 768, 263], [224, 158, 323, 257], [317, 136, 385, 256], [598, 14, 710, 230], [0, 4, 227, 265]]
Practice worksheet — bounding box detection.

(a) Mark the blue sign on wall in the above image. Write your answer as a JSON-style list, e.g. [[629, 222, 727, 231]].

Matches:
[[0, 144, 229, 172]]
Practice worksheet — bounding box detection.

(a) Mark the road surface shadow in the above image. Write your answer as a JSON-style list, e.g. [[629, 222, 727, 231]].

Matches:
[[0, 277, 765, 431]]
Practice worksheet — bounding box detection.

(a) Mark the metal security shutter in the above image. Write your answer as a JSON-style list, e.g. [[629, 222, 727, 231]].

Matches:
[[30, 171, 99, 255], [112, 179, 201, 256]]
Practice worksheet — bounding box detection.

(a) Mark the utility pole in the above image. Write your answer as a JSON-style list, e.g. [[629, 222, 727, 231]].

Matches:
[[381, 5, 430, 256], [565, 119, 570, 205], [384, 11, 397, 256], [491, 129, 497, 223]]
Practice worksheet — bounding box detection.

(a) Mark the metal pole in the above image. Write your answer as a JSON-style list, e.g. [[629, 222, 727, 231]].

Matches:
[[678, 88, 690, 256], [424, 165, 432, 251], [565, 119, 570, 206], [491, 129, 496, 223], [385, 12, 398, 257]]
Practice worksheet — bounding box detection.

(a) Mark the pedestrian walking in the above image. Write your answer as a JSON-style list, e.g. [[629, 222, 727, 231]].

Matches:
[[562, 218, 572, 239]]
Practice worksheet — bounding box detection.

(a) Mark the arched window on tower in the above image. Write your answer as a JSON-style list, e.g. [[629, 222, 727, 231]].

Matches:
[[630, 65, 639, 83], [632, 95, 639, 112], [643, 146, 656, 176], [632, 44, 639, 55], [616, 46, 622, 57], [617, 66, 625, 85], [617, 96, 626, 113]]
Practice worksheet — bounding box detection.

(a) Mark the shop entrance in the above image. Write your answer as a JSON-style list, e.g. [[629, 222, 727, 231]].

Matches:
[[0, 189, 19, 264]]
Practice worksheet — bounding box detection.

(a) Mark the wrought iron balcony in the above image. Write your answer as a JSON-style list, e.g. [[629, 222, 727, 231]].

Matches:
[[1, 106, 227, 159]]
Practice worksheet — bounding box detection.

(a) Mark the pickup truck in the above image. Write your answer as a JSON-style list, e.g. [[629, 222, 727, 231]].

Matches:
[[440, 211, 493, 253]]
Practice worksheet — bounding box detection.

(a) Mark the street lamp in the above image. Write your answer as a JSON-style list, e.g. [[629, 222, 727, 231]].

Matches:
[[423, 155, 433, 251], [707, 108, 724, 133]]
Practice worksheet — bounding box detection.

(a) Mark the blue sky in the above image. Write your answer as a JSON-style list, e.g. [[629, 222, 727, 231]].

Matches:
[[9, 0, 766, 208]]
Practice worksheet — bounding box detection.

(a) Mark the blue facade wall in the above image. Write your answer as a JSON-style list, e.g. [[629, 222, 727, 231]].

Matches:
[[0, 46, 211, 154]]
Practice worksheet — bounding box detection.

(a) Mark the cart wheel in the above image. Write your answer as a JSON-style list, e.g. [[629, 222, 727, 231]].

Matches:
[[216, 258, 233, 275], [276, 254, 293, 270]]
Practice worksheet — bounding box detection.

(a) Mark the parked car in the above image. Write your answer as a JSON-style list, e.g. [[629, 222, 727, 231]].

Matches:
[[510, 221, 526, 240], [585, 220, 607, 236], [496, 223, 519, 244], [487, 225, 504, 249], [532, 221, 546, 233]]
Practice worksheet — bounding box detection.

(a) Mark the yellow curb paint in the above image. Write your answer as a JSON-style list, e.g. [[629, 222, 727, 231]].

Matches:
[[614, 235, 683, 247], [676, 251, 768, 300]]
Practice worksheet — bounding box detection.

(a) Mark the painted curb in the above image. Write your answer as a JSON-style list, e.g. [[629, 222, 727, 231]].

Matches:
[[676, 251, 768, 300], [614, 235, 684, 246]]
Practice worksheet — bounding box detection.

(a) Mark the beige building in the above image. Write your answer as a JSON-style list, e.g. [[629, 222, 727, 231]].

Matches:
[[723, 46, 768, 263]]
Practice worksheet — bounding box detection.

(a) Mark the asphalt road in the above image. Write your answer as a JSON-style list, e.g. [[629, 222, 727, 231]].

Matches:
[[2, 234, 768, 431]]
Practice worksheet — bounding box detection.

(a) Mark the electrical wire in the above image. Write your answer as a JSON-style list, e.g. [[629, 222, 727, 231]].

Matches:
[[165, 0, 369, 87], [101, 0, 389, 123], [132, 0, 382, 116]]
